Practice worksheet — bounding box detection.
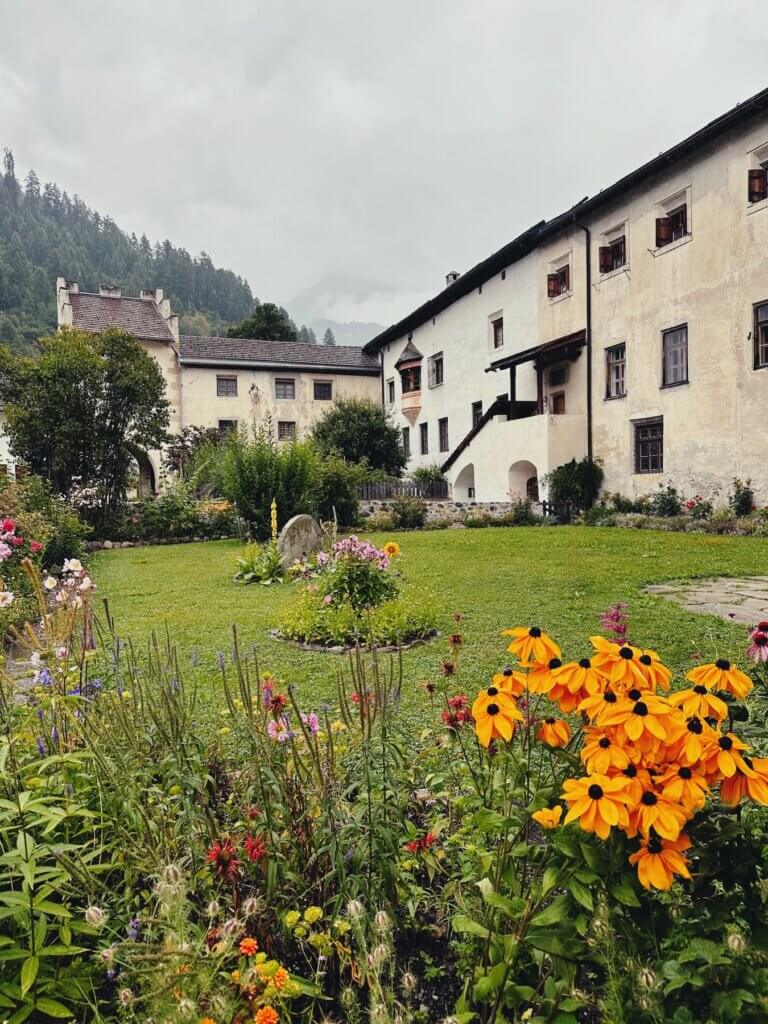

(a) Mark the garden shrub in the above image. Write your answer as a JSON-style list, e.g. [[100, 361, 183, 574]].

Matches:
[[1, 474, 87, 568], [390, 496, 427, 529], [505, 497, 539, 525], [233, 540, 283, 584], [730, 477, 755, 517], [410, 464, 446, 489], [363, 510, 396, 531], [463, 511, 494, 528], [278, 590, 437, 647], [650, 483, 683, 517], [615, 512, 652, 529], [315, 454, 361, 526], [545, 456, 604, 507]]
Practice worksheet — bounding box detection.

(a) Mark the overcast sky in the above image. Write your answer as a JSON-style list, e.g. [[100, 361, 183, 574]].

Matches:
[[2, 1, 767, 327]]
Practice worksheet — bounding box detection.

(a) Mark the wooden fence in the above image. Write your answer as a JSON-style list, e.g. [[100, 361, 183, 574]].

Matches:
[[358, 479, 450, 501]]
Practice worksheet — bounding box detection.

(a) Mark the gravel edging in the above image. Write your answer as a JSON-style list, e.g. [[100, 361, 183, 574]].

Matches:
[[269, 628, 439, 654]]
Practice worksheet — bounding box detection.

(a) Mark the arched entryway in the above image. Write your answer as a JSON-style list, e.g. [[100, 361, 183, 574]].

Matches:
[[131, 447, 157, 496], [454, 463, 476, 500], [509, 460, 538, 502]]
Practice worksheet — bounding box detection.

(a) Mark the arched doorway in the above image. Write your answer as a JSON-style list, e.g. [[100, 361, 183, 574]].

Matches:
[[132, 447, 157, 497], [454, 463, 476, 500], [509, 460, 538, 501]]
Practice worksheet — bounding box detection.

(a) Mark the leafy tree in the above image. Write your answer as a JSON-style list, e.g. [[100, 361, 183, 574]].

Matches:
[[0, 328, 170, 524], [544, 458, 604, 508], [227, 302, 297, 341], [310, 398, 407, 476], [323, 327, 337, 347], [298, 325, 317, 345], [162, 425, 221, 476]]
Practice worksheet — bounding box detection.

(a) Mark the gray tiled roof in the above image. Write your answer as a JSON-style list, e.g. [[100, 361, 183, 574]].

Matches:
[[70, 292, 174, 342], [179, 335, 380, 373]]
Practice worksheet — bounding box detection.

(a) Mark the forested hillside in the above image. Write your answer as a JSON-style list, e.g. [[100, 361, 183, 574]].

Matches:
[[0, 149, 254, 353]]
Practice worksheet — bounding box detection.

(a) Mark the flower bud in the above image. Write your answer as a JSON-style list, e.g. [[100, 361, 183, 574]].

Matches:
[[374, 909, 390, 931], [162, 864, 181, 885], [222, 917, 240, 936], [85, 905, 107, 927], [638, 967, 656, 990], [400, 971, 417, 995], [118, 989, 133, 1006], [207, 899, 220, 917], [346, 898, 364, 919], [727, 932, 747, 953]]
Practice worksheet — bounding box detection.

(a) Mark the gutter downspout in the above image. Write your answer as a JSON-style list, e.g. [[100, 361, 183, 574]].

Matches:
[[379, 350, 385, 406], [574, 219, 593, 462]]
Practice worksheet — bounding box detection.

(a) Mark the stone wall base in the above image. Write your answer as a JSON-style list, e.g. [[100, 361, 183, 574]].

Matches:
[[359, 499, 526, 524]]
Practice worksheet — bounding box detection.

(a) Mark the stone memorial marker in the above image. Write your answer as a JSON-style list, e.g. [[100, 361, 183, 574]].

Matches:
[[277, 514, 324, 569]]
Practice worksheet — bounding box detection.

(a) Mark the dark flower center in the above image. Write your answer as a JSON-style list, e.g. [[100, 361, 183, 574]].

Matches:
[[633, 701, 649, 717], [757, 621, 768, 631], [487, 703, 500, 716], [604, 691, 617, 704], [579, 658, 591, 669], [487, 686, 499, 696], [719, 736, 733, 750], [641, 791, 657, 806], [693, 685, 707, 695], [549, 658, 562, 669], [545, 717, 556, 725], [628, 689, 642, 701], [598, 737, 611, 748], [755, 633, 768, 647], [623, 764, 638, 778], [647, 837, 663, 854], [687, 717, 703, 734], [529, 627, 542, 638], [502, 667, 513, 676], [588, 784, 604, 800], [619, 646, 634, 660], [715, 659, 731, 670], [678, 766, 692, 779], [639, 654, 652, 666]]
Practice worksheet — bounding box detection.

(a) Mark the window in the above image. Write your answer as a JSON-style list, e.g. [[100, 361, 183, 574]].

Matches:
[[598, 235, 626, 273], [218, 419, 238, 435], [313, 381, 333, 400], [419, 422, 428, 454], [634, 418, 663, 474], [472, 401, 483, 428], [748, 165, 768, 203], [492, 318, 504, 349], [401, 427, 411, 458], [387, 378, 395, 403], [606, 344, 627, 399], [427, 353, 444, 388], [550, 392, 566, 414], [277, 421, 296, 441], [216, 375, 238, 397], [547, 264, 570, 298], [275, 378, 295, 399], [754, 301, 768, 369], [400, 365, 421, 394], [656, 204, 688, 247], [549, 366, 567, 387], [662, 324, 688, 387], [438, 417, 449, 452]]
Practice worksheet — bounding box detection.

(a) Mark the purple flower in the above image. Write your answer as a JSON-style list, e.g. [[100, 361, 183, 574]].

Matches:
[[127, 917, 140, 940], [35, 736, 46, 757]]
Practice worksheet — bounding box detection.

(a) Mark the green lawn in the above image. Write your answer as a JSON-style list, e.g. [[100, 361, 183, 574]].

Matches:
[[91, 527, 768, 715]]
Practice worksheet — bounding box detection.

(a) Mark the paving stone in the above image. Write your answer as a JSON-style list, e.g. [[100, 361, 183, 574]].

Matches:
[[645, 576, 768, 624]]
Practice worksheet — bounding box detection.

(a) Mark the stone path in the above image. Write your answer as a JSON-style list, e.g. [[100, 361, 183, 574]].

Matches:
[[646, 577, 768, 624]]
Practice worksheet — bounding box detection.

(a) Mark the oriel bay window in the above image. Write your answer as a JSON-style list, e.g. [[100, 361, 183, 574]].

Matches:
[[606, 344, 626, 398], [662, 324, 688, 387], [755, 301, 768, 369], [634, 418, 663, 474], [400, 364, 421, 393]]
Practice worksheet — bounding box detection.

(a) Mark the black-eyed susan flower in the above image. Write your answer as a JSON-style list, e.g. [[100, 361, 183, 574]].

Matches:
[[629, 832, 692, 891], [562, 774, 633, 839], [554, 657, 607, 698], [589, 637, 647, 691], [491, 666, 527, 697], [503, 626, 561, 666], [581, 732, 631, 773], [664, 714, 719, 765], [701, 732, 752, 779], [526, 657, 563, 694], [687, 660, 753, 699], [532, 805, 562, 829], [578, 686, 620, 724], [628, 787, 690, 840], [720, 755, 768, 806], [637, 649, 672, 691], [657, 764, 710, 812], [611, 762, 648, 803], [669, 684, 728, 722], [536, 717, 571, 748], [471, 688, 523, 747], [600, 689, 675, 747]]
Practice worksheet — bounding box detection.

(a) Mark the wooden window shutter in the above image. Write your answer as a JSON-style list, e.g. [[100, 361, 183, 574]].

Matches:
[[547, 273, 559, 298], [598, 246, 613, 274], [748, 168, 767, 203], [563, 265, 570, 290], [655, 216, 672, 247]]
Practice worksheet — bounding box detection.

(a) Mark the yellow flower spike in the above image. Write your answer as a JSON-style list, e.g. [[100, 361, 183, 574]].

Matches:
[[532, 806, 563, 829], [303, 905, 323, 925], [270, 498, 278, 542]]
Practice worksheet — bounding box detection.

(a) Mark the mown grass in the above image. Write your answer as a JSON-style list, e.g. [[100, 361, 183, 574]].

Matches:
[[91, 527, 768, 719]]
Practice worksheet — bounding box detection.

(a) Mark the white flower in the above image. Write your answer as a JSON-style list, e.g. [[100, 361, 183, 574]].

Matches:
[[63, 558, 83, 573], [43, 575, 57, 590], [85, 905, 107, 927], [0, 591, 14, 608], [30, 652, 42, 667], [79, 575, 94, 592], [55, 646, 68, 660]]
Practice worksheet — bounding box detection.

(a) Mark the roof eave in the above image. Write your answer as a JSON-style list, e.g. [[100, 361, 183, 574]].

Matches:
[[178, 357, 380, 375]]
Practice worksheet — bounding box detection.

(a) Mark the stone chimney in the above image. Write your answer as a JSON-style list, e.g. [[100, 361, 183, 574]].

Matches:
[[56, 277, 74, 328], [445, 270, 460, 287], [98, 284, 122, 298]]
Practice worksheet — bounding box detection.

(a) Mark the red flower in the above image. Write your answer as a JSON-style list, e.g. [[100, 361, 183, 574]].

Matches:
[[245, 805, 261, 820], [207, 838, 242, 881], [405, 831, 438, 855], [10, 536, 24, 547], [1, 518, 15, 534], [30, 540, 43, 554], [269, 693, 287, 712], [448, 633, 464, 647], [243, 834, 267, 862], [441, 661, 456, 677], [448, 694, 469, 711]]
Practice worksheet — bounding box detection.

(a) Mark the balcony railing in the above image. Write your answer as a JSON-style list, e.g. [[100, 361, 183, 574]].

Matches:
[[358, 478, 450, 501]]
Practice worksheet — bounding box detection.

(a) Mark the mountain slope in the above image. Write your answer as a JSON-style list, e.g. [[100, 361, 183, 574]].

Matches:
[[0, 149, 254, 353]]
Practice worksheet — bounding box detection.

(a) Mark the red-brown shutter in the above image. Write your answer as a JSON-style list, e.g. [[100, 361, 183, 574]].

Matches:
[[748, 168, 767, 203], [655, 217, 672, 248], [562, 265, 570, 291], [547, 273, 559, 298], [598, 246, 613, 274]]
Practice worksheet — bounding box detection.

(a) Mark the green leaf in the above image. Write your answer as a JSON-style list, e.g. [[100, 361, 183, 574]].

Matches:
[[34, 997, 73, 1018], [7, 1003, 35, 1024], [452, 914, 490, 939], [567, 878, 593, 912], [37, 945, 87, 956], [530, 894, 571, 928], [610, 880, 641, 907], [541, 866, 559, 895], [20, 956, 39, 998], [481, 890, 525, 921], [579, 843, 602, 871]]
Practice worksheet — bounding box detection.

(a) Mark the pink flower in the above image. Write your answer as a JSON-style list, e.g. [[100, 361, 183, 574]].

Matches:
[[323, 594, 333, 605], [267, 717, 291, 743], [30, 540, 43, 554], [301, 712, 320, 735], [747, 631, 768, 663], [0, 543, 11, 561]]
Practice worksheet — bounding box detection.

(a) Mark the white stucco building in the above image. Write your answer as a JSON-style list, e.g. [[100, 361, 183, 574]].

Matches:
[[365, 85, 768, 505]]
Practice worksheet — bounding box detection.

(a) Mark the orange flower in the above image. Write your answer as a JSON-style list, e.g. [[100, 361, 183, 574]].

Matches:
[[554, 657, 607, 698], [664, 715, 719, 765], [536, 717, 571, 748], [669, 685, 728, 722], [720, 756, 768, 807], [589, 637, 647, 691], [562, 774, 633, 839], [637, 649, 672, 691], [657, 764, 710, 812], [271, 966, 290, 990], [581, 732, 630, 773], [611, 762, 649, 803], [502, 626, 561, 666], [687, 660, 753, 699], [532, 806, 562, 829], [200, 1019, 217, 1024], [700, 732, 752, 779], [578, 686, 620, 724], [239, 937, 259, 956], [525, 657, 564, 694], [600, 688, 675, 748], [629, 833, 692, 890], [471, 688, 523, 747], [491, 667, 527, 697], [627, 786, 690, 840], [254, 1008, 279, 1024]]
